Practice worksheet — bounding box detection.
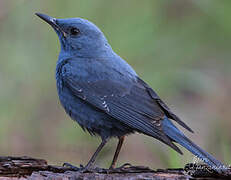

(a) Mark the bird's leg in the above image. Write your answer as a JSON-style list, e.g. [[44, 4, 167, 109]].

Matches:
[[63, 138, 109, 172], [109, 136, 125, 169], [83, 138, 109, 171]]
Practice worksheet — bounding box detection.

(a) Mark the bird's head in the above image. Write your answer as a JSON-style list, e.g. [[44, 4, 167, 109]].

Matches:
[[36, 13, 113, 58]]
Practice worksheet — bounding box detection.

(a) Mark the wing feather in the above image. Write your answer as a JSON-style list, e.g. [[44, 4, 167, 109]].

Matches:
[[61, 63, 182, 153], [137, 78, 194, 133]]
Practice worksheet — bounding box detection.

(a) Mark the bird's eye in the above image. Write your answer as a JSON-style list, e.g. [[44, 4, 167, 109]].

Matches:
[[70, 27, 80, 36]]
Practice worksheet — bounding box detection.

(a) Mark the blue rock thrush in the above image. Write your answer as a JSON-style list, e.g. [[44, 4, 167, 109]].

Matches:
[[36, 13, 225, 171]]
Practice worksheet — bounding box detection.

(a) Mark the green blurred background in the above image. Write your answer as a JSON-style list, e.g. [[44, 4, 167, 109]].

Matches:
[[0, 0, 230, 169]]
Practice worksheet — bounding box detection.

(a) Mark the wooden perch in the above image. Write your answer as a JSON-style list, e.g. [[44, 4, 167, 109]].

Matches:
[[0, 156, 229, 180]]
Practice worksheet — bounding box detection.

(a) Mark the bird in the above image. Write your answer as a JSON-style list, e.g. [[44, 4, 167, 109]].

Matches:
[[35, 13, 226, 172]]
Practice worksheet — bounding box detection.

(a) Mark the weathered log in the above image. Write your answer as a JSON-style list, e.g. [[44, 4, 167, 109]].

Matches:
[[0, 156, 229, 180]]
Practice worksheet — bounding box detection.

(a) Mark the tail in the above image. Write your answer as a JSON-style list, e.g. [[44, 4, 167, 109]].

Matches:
[[162, 116, 226, 169]]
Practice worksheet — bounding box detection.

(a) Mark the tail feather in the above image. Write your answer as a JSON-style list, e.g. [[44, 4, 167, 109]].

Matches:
[[162, 117, 225, 169]]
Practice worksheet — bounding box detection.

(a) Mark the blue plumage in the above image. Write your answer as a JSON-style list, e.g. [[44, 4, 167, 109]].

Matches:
[[162, 116, 224, 168], [36, 13, 226, 171]]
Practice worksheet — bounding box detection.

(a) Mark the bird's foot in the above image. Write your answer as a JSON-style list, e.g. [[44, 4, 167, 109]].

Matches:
[[63, 162, 82, 171], [109, 163, 154, 173], [63, 162, 106, 173], [63, 163, 132, 173], [63, 162, 154, 174], [108, 163, 133, 172], [113, 163, 133, 170]]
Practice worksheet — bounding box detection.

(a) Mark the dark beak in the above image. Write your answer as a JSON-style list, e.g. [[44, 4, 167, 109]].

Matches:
[[35, 13, 66, 37], [35, 13, 57, 28]]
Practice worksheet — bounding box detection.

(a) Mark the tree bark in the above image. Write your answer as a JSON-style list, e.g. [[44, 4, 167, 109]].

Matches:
[[0, 156, 229, 180]]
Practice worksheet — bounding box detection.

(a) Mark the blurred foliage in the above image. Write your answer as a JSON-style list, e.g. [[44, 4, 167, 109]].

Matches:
[[0, 0, 230, 169]]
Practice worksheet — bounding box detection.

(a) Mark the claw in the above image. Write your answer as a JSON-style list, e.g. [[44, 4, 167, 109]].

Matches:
[[109, 163, 154, 173], [118, 163, 133, 169], [110, 163, 133, 170], [63, 162, 80, 171], [62, 162, 107, 173]]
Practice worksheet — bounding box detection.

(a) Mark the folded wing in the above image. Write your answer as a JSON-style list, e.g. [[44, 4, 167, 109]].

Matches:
[[61, 62, 185, 154]]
